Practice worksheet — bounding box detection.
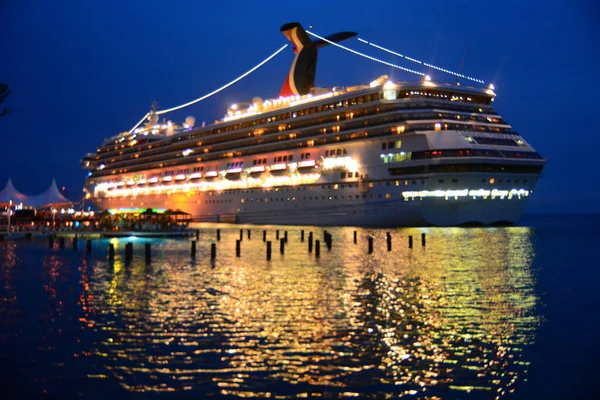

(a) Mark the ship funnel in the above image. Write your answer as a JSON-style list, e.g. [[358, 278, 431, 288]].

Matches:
[[279, 22, 356, 97]]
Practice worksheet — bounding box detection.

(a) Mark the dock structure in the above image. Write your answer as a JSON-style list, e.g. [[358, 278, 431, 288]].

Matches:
[[4, 226, 434, 264]]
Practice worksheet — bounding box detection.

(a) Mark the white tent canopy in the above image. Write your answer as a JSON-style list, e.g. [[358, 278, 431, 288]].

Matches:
[[29, 179, 72, 209], [0, 177, 31, 205]]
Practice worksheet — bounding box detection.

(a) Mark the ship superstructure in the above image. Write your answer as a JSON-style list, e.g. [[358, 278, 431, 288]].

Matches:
[[82, 23, 544, 226]]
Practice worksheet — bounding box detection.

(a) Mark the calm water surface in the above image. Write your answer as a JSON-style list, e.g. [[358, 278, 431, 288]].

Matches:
[[1, 215, 598, 399]]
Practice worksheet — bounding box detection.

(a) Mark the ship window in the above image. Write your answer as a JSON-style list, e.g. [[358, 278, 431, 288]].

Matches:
[[289, 155, 293, 161], [283, 156, 287, 161], [340, 172, 346, 179], [301, 154, 305, 160], [325, 150, 329, 156], [337, 149, 342, 155], [278, 156, 282, 162]]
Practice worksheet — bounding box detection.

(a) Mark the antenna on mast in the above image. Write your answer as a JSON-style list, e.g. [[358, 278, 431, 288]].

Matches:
[[146, 100, 159, 129]]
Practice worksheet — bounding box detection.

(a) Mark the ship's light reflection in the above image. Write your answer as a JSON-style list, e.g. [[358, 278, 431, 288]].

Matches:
[[78, 226, 539, 398]]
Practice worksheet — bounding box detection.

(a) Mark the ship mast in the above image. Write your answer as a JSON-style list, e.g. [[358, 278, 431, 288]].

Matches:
[[145, 100, 159, 130]]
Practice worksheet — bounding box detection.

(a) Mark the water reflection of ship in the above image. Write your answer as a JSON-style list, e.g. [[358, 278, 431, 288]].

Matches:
[[78, 227, 539, 397]]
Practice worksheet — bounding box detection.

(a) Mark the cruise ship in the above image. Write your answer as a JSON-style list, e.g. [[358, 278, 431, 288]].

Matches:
[[82, 23, 545, 226]]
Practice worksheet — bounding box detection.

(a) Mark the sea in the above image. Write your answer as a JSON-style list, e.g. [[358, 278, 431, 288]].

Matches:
[[0, 214, 598, 399]]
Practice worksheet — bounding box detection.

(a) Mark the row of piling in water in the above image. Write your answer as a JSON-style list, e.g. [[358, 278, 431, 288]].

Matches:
[[47, 228, 427, 262]]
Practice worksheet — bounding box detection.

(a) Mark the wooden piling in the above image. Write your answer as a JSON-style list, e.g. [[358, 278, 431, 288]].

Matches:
[[108, 244, 115, 259], [72, 237, 78, 250], [266, 241, 272, 260], [409, 236, 413, 249], [211, 243, 216, 260], [276, 230, 280, 240], [386, 232, 392, 252], [191, 240, 196, 257], [145, 243, 151, 263], [86, 239, 92, 255], [315, 240, 320, 258], [236, 240, 241, 257], [421, 233, 426, 247], [301, 230, 304, 242], [263, 230, 266, 242], [196, 229, 200, 240], [247, 229, 251, 240], [284, 231, 288, 243], [368, 236, 374, 254], [280, 238, 285, 254], [353, 230, 357, 244], [125, 243, 133, 262], [239, 229, 243, 241], [308, 232, 313, 253], [216, 229, 221, 241]]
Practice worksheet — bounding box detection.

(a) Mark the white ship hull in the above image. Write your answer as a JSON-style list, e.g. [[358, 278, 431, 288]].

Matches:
[[95, 173, 538, 227]]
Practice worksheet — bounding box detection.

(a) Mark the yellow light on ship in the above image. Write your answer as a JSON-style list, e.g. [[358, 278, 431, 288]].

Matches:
[[383, 80, 397, 90], [423, 75, 436, 87], [322, 156, 359, 172]]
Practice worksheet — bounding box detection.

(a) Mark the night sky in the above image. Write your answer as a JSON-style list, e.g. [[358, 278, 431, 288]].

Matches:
[[1, 1, 598, 213]]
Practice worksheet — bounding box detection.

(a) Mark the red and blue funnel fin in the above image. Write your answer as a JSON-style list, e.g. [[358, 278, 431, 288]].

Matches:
[[279, 22, 356, 97]]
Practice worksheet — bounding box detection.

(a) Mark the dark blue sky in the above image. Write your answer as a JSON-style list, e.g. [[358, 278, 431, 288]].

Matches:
[[1, 1, 598, 213]]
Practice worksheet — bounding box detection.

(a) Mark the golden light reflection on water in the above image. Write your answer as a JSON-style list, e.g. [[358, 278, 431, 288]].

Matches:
[[0, 242, 19, 324], [78, 226, 540, 398]]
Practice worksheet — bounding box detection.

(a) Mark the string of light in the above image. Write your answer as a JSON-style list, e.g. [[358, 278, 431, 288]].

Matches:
[[357, 38, 485, 84], [306, 31, 425, 77], [129, 44, 289, 133]]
